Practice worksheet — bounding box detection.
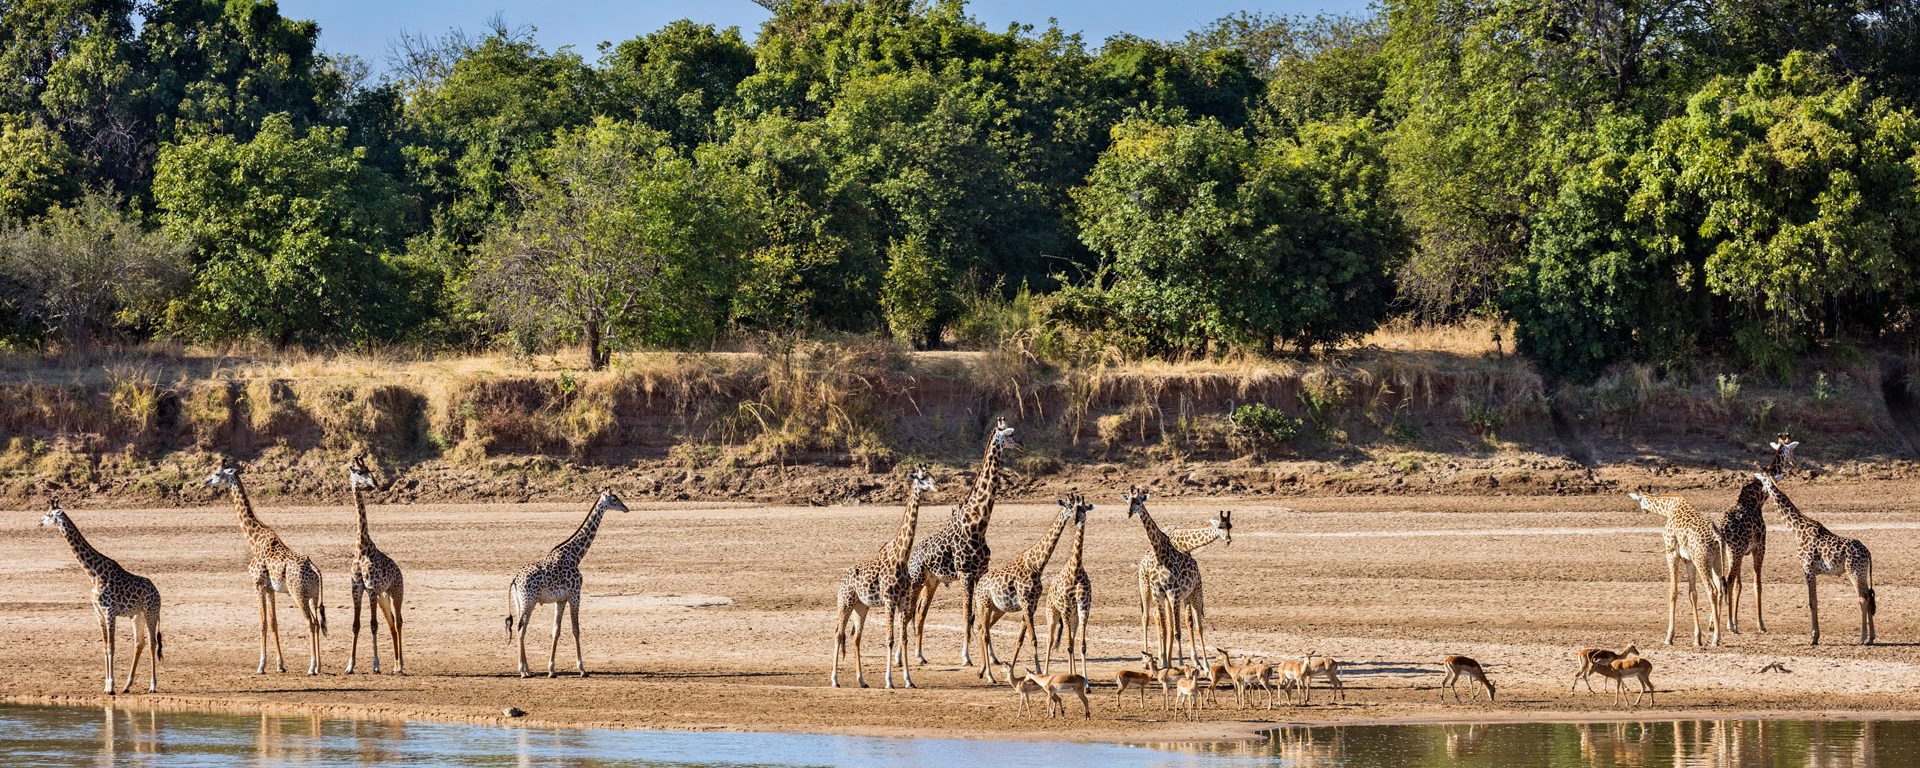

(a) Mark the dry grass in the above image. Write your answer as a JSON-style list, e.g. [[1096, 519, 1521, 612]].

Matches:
[[1360, 316, 1511, 356]]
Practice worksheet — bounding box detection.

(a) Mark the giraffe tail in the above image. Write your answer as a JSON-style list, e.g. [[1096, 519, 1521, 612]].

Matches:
[[1867, 588, 1878, 617], [155, 632, 164, 662], [316, 570, 329, 636]]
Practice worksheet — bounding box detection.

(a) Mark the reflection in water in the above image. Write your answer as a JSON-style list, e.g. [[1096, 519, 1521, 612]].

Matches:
[[6, 703, 1920, 767]]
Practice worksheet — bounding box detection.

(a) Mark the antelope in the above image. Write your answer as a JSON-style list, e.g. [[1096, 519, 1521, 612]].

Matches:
[[1113, 665, 1154, 711], [1594, 657, 1655, 707], [1571, 643, 1640, 693], [1144, 651, 1193, 710], [1305, 655, 1345, 702], [1440, 655, 1495, 703], [1009, 664, 1090, 719], [1011, 673, 1046, 718], [1174, 675, 1204, 719], [1214, 647, 1276, 710], [1271, 652, 1317, 705]]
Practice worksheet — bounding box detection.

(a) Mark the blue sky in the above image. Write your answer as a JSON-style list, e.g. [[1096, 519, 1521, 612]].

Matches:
[[277, 0, 1371, 71]]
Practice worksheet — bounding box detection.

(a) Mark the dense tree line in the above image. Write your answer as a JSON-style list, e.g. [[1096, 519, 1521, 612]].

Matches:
[[1, 0, 1917, 378]]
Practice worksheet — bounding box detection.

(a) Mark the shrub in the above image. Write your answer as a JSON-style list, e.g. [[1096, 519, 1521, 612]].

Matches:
[[1228, 402, 1302, 453]]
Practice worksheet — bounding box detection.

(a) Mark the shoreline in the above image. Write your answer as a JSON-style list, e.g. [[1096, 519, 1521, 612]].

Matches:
[[11, 690, 1920, 745]]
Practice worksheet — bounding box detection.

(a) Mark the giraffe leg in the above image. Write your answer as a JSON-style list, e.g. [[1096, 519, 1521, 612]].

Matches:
[[1725, 552, 1744, 634], [515, 602, 536, 678], [123, 615, 146, 695], [883, 604, 897, 690], [1664, 553, 1680, 645], [976, 601, 1002, 681], [960, 576, 980, 668], [101, 612, 116, 695], [1854, 568, 1874, 645], [256, 589, 271, 674], [301, 591, 322, 676], [1752, 549, 1766, 633], [896, 604, 915, 689], [267, 590, 287, 673], [1700, 562, 1725, 647], [547, 602, 564, 678], [368, 587, 382, 675], [912, 581, 939, 665], [831, 598, 855, 688], [385, 589, 406, 675], [1806, 572, 1821, 646], [346, 581, 364, 674], [146, 611, 160, 693], [1076, 608, 1089, 677], [849, 603, 869, 688], [1137, 572, 1152, 659], [569, 598, 586, 677], [1043, 609, 1060, 675], [1024, 608, 1042, 675], [1190, 594, 1210, 671], [1683, 560, 1703, 646]]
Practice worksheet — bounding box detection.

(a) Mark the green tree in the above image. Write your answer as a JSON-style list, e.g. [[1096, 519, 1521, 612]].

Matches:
[[0, 0, 145, 190], [154, 113, 418, 345], [0, 113, 78, 220], [1071, 114, 1404, 355], [879, 234, 949, 347], [134, 0, 327, 140], [601, 20, 753, 149], [471, 118, 753, 369], [1663, 52, 1920, 344]]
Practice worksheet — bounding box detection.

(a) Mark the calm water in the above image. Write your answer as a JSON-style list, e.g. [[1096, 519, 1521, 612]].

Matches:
[[3, 704, 1917, 767]]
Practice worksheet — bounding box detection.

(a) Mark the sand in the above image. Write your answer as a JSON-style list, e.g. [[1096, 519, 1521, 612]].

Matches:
[[4, 482, 1917, 741]]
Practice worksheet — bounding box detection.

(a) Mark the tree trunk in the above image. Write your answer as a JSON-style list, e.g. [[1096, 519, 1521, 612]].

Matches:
[[585, 320, 607, 371]]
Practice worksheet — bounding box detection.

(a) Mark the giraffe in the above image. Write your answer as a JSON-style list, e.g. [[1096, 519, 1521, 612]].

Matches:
[[1137, 510, 1232, 667], [1716, 434, 1797, 634], [831, 465, 938, 689], [905, 418, 1017, 667], [1628, 490, 1730, 647], [40, 502, 163, 694], [345, 455, 405, 675], [1043, 495, 1097, 677], [974, 495, 1077, 683], [505, 488, 628, 678], [1124, 486, 1204, 669], [205, 460, 328, 674], [1757, 472, 1876, 645]]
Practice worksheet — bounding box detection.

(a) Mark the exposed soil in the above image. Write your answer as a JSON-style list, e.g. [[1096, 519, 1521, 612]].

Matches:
[[4, 480, 1918, 741]]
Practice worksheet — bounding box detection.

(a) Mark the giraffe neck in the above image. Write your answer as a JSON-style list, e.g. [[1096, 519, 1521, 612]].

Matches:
[[1062, 516, 1086, 576], [54, 516, 113, 580], [1018, 508, 1073, 575], [1733, 480, 1765, 516], [1766, 485, 1824, 541], [229, 481, 277, 551], [1168, 526, 1224, 554], [553, 499, 609, 565], [883, 486, 924, 566], [352, 484, 374, 552], [959, 436, 1007, 531], [1133, 505, 1177, 560]]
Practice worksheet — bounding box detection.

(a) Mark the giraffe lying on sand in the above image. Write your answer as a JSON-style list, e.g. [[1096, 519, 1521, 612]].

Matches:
[[42, 502, 163, 694], [206, 460, 327, 674], [506, 489, 628, 678]]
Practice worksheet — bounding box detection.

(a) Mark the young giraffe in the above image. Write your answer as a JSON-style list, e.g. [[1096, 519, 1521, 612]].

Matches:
[[1043, 495, 1096, 677], [1124, 487, 1205, 669], [1628, 490, 1730, 647], [831, 465, 938, 689], [205, 460, 327, 674], [40, 502, 163, 694], [974, 495, 1078, 682], [1757, 472, 1876, 645], [345, 456, 405, 675], [505, 488, 628, 678], [1716, 434, 1796, 634], [905, 419, 1017, 667], [1137, 511, 1232, 667]]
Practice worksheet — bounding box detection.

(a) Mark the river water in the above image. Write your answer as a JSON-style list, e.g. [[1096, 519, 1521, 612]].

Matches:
[[2, 703, 1914, 766]]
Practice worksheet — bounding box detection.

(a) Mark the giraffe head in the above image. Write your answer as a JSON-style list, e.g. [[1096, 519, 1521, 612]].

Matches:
[[1055, 495, 1084, 524], [990, 419, 1018, 450], [598, 488, 629, 513], [1213, 510, 1233, 546], [38, 500, 67, 530], [1122, 486, 1149, 518], [1765, 433, 1799, 478], [203, 458, 243, 490], [1073, 494, 1094, 524], [348, 455, 378, 490], [908, 465, 937, 495]]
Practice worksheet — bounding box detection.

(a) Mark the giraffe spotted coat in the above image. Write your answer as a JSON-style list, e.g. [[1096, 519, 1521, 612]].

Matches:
[[42, 504, 164, 694]]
